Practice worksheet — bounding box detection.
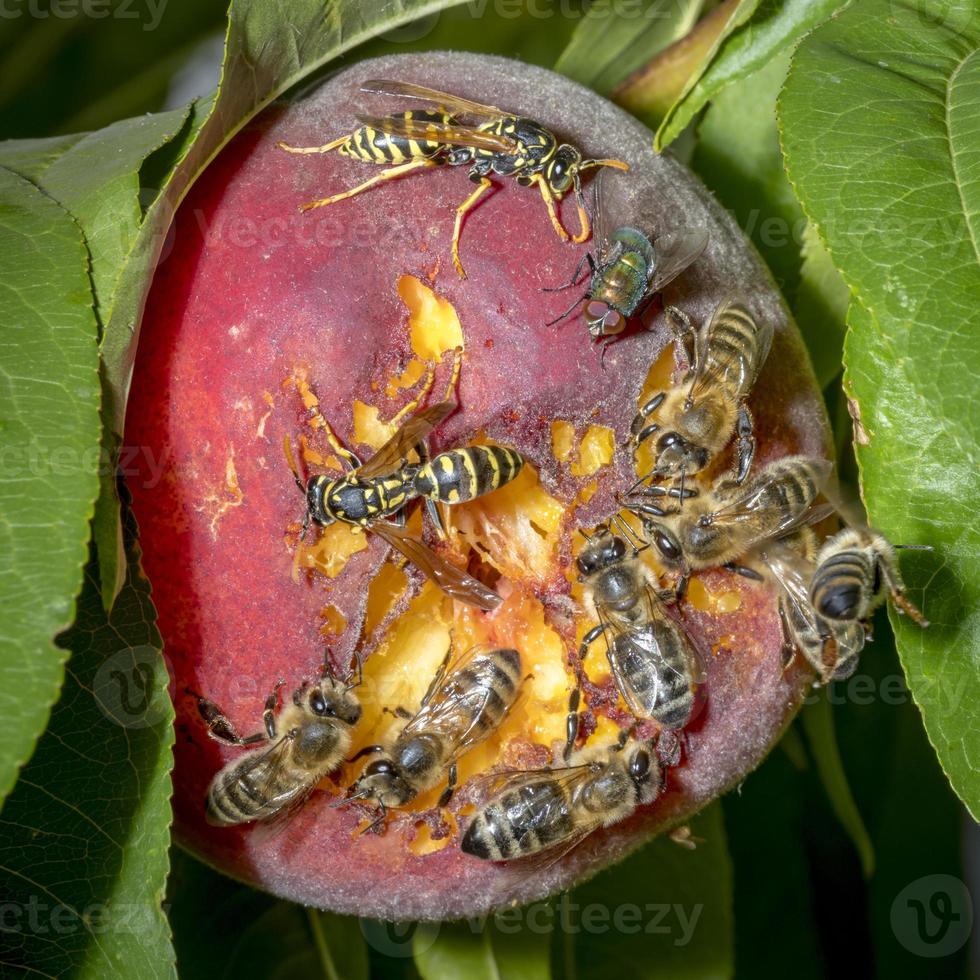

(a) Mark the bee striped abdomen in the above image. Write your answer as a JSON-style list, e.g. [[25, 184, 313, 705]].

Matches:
[[703, 304, 763, 396], [207, 758, 292, 825], [611, 626, 697, 730], [414, 446, 523, 504], [462, 779, 574, 860], [455, 648, 521, 740], [751, 456, 824, 517], [810, 551, 873, 621]]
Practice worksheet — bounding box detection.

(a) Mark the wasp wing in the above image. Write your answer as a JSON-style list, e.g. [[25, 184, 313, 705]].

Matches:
[[360, 79, 508, 119], [355, 401, 455, 479], [644, 229, 709, 296], [399, 645, 520, 765], [355, 112, 517, 153], [371, 520, 502, 611]]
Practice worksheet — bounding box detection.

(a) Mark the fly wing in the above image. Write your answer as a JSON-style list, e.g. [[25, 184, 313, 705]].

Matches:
[[644, 229, 709, 295], [371, 521, 502, 611], [360, 79, 508, 119], [355, 401, 455, 479], [355, 113, 518, 153]]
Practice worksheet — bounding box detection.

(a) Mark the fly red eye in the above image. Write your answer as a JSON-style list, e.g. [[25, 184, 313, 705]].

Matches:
[[603, 309, 626, 335], [585, 300, 608, 322]]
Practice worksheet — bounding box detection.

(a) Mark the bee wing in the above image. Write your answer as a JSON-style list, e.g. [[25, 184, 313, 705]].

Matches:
[[355, 401, 455, 479], [760, 543, 818, 626], [225, 735, 319, 829], [704, 464, 833, 539], [643, 585, 707, 684], [592, 600, 660, 718], [371, 520, 503, 611], [466, 760, 599, 806], [355, 112, 518, 153], [400, 646, 519, 763], [360, 79, 508, 119], [644, 229, 709, 295], [684, 294, 767, 402]]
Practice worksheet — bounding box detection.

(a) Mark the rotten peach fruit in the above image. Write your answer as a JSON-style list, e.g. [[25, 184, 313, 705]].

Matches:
[[125, 52, 830, 920]]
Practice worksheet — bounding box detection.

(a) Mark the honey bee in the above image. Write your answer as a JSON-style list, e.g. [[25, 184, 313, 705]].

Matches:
[[196, 650, 361, 827], [809, 528, 930, 628], [627, 456, 833, 591], [568, 524, 703, 757], [630, 298, 773, 487], [461, 732, 662, 862], [286, 393, 522, 611], [343, 645, 523, 832], [759, 533, 867, 684], [544, 172, 707, 339]]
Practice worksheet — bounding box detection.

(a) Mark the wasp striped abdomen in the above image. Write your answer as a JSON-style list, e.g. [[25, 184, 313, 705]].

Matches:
[[340, 109, 450, 164], [413, 446, 524, 505]]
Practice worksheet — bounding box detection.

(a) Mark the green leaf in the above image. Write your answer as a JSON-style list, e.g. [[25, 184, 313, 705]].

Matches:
[[568, 803, 733, 979], [413, 912, 551, 980], [0, 532, 175, 979], [555, 0, 706, 96], [793, 222, 849, 389], [0, 103, 202, 609], [692, 49, 804, 297], [799, 690, 875, 877], [167, 850, 369, 980], [656, 0, 848, 149], [779, 0, 980, 816], [0, 167, 100, 805], [614, 0, 758, 128]]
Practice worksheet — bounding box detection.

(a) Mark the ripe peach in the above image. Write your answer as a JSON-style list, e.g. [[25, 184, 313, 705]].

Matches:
[[125, 52, 830, 920]]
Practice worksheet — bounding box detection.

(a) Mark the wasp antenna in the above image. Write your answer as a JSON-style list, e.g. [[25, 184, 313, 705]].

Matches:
[[283, 434, 306, 491], [582, 158, 630, 174]]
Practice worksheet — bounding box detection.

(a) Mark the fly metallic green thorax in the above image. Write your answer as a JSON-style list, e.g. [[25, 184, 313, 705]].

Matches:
[[308, 473, 414, 527], [592, 227, 656, 316], [413, 446, 524, 505], [339, 109, 450, 165]]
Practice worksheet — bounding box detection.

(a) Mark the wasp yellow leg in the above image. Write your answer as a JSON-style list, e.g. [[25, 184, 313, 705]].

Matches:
[[531, 174, 570, 242], [300, 158, 439, 212], [571, 196, 592, 244], [452, 177, 493, 278], [277, 134, 350, 155], [389, 361, 437, 428], [440, 345, 463, 403]]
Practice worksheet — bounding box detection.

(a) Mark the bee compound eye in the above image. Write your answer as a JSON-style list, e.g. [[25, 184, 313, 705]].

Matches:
[[655, 531, 681, 562], [630, 750, 650, 780], [610, 537, 627, 560]]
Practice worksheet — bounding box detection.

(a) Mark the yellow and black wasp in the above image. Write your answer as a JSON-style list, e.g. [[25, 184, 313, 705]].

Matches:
[[278, 79, 630, 278], [285, 394, 523, 612]]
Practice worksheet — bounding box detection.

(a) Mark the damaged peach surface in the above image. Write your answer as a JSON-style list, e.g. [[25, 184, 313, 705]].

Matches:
[[124, 52, 830, 920]]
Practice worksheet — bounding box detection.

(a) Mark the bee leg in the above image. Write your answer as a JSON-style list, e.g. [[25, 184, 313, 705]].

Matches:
[[451, 177, 494, 278], [665, 305, 697, 373], [262, 681, 285, 739], [438, 764, 458, 808], [723, 562, 764, 581], [732, 405, 756, 484], [877, 555, 930, 627], [542, 251, 594, 293], [420, 646, 452, 708], [364, 802, 388, 835], [563, 687, 581, 763], [629, 392, 666, 447], [382, 706, 413, 720], [347, 744, 384, 764], [277, 134, 350, 155], [776, 601, 798, 671], [528, 173, 570, 242], [299, 157, 439, 212], [674, 574, 689, 602], [195, 694, 271, 747]]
